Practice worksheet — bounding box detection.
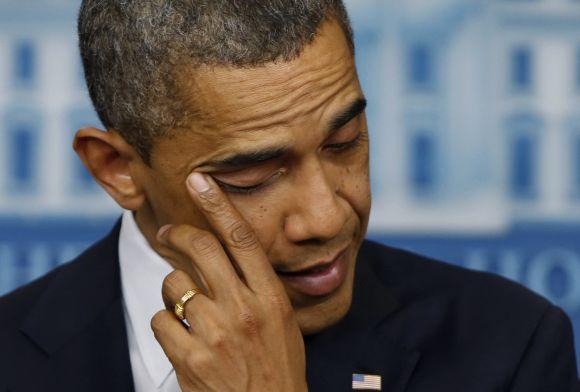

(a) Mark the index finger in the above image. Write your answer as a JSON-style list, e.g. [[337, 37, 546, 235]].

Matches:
[[186, 172, 282, 294]]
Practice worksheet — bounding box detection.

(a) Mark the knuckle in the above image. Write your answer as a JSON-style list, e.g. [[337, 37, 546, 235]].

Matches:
[[198, 189, 228, 215], [185, 350, 211, 372], [150, 311, 166, 333], [227, 221, 259, 251], [236, 306, 262, 336], [189, 231, 220, 256], [207, 328, 228, 349], [164, 224, 189, 246], [162, 269, 187, 292]]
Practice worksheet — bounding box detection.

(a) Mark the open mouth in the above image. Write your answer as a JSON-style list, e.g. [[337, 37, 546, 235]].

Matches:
[[276, 246, 350, 297], [277, 262, 334, 276]]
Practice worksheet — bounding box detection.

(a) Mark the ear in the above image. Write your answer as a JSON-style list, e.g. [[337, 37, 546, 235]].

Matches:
[[73, 127, 146, 211]]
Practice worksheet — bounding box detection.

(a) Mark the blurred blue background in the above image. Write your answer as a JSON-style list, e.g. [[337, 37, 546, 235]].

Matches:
[[1, 0, 579, 370]]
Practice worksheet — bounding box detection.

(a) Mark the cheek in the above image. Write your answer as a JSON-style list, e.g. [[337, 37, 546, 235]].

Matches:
[[338, 146, 371, 220]]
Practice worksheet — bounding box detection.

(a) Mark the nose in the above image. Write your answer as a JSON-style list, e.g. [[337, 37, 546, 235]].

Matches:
[[283, 158, 348, 244]]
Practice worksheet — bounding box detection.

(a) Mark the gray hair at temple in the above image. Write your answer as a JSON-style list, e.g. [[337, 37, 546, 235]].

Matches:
[[77, 0, 354, 164]]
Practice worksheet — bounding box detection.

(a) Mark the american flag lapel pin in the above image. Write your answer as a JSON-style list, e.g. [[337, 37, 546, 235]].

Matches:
[[352, 373, 382, 390]]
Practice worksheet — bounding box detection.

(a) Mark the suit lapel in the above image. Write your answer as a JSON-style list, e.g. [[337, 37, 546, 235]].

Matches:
[[305, 241, 420, 392], [352, 325, 421, 392], [350, 242, 421, 392], [19, 219, 135, 392]]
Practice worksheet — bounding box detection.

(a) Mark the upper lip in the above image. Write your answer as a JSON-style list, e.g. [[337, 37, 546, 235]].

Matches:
[[275, 244, 350, 275]]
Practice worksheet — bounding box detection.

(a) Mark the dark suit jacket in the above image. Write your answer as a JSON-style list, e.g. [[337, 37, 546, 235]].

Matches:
[[1, 220, 578, 392]]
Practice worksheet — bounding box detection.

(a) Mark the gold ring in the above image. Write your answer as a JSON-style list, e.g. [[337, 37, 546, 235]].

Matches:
[[174, 289, 201, 321]]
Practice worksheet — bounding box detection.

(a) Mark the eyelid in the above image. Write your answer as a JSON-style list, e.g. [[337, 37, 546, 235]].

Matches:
[[326, 115, 360, 144], [213, 168, 287, 195], [212, 120, 365, 196], [325, 130, 363, 150], [211, 156, 283, 181]]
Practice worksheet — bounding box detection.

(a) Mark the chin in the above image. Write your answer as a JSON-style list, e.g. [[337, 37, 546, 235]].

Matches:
[[295, 262, 356, 336], [297, 296, 353, 336]]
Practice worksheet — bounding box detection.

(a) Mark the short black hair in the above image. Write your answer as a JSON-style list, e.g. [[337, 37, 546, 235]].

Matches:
[[78, 0, 354, 163]]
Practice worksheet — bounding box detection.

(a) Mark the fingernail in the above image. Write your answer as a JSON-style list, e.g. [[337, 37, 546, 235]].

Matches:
[[187, 172, 210, 193], [157, 224, 172, 241]]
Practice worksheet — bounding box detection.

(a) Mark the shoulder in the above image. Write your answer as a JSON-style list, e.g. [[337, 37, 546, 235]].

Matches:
[[360, 239, 552, 316], [0, 219, 121, 348], [0, 222, 122, 386], [0, 254, 81, 384], [0, 242, 103, 336], [359, 240, 579, 386], [360, 239, 566, 355], [0, 264, 61, 329], [359, 240, 579, 383], [0, 222, 120, 316]]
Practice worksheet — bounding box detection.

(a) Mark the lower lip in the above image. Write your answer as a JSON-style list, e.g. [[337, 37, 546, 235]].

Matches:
[[277, 247, 349, 297]]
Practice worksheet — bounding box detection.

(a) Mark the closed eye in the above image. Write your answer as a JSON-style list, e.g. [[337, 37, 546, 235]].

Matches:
[[325, 131, 363, 151], [212, 168, 287, 195], [214, 132, 364, 196]]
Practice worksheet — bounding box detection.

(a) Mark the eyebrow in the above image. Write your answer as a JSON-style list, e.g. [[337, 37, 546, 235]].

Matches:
[[326, 97, 367, 137], [201, 97, 367, 170], [205, 146, 290, 169]]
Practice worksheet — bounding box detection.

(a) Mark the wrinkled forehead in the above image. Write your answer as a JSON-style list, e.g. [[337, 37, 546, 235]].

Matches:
[[151, 19, 361, 172], [180, 19, 359, 137]]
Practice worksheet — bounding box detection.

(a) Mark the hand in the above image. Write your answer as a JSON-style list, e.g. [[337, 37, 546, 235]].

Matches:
[[150, 172, 307, 392]]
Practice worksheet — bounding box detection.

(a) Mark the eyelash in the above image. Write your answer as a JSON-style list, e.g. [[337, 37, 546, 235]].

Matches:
[[214, 169, 287, 195], [325, 131, 364, 151], [216, 132, 364, 196]]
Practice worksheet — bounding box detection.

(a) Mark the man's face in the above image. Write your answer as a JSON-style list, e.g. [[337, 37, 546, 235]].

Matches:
[[135, 19, 371, 335]]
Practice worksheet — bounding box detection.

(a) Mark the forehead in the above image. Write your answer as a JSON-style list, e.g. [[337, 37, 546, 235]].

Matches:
[[155, 19, 360, 168]]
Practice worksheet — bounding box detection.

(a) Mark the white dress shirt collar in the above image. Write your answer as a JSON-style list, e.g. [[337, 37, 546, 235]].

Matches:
[[118, 210, 175, 389]]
